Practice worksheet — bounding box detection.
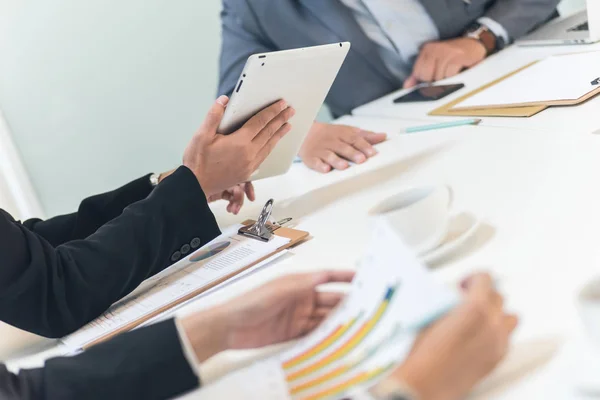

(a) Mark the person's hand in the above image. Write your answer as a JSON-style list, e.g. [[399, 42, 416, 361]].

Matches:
[[183, 95, 295, 197], [221, 270, 355, 349], [384, 273, 518, 400], [180, 271, 355, 362], [403, 38, 487, 89], [299, 122, 387, 173], [207, 182, 256, 215]]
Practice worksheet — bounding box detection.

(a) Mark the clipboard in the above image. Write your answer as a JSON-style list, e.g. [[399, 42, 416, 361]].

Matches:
[[429, 62, 547, 117], [450, 52, 600, 111], [79, 204, 309, 349]]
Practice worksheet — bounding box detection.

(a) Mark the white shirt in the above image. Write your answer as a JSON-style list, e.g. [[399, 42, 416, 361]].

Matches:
[[341, 0, 509, 81]]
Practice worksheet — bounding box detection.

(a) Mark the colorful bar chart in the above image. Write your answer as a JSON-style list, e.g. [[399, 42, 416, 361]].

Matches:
[[283, 315, 361, 370], [286, 286, 397, 382], [289, 325, 403, 396], [300, 363, 395, 400]]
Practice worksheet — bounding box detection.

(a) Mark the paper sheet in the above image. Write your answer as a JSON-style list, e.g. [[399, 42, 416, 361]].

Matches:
[[138, 251, 290, 327], [199, 217, 459, 400], [456, 52, 600, 108], [62, 226, 290, 350]]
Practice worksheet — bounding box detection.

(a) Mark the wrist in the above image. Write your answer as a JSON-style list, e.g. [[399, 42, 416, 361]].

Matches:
[[158, 169, 176, 183], [182, 164, 217, 198], [371, 377, 421, 400], [180, 307, 230, 363], [464, 23, 500, 55], [392, 365, 440, 400]]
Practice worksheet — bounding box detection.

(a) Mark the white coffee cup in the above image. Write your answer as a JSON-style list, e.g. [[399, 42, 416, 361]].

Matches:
[[369, 186, 453, 255], [578, 277, 600, 347]]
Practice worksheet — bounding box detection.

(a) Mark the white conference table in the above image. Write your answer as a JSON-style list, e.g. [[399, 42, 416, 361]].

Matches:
[[6, 115, 600, 399], [191, 116, 600, 399], [352, 43, 600, 135]]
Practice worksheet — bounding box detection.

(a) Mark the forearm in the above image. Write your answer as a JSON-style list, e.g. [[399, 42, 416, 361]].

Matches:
[[0, 166, 221, 338], [483, 0, 560, 40], [178, 305, 230, 365], [1, 319, 199, 400]]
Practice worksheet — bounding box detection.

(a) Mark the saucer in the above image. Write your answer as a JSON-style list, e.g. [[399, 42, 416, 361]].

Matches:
[[420, 212, 481, 264]]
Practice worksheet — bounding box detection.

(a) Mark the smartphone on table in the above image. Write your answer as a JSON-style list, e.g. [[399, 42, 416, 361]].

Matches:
[[393, 83, 465, 103]]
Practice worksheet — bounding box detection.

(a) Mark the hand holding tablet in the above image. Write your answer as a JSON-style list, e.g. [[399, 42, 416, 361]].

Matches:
[[218, 42, 351, 180], [184, 96, 295, 198]]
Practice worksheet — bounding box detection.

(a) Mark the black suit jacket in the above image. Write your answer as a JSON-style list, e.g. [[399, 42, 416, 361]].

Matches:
[[1, 319, 199, 400], [0, 166, 221, 399]]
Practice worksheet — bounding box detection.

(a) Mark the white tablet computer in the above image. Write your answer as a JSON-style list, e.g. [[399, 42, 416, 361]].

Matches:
[[217, 42, 350, 180]]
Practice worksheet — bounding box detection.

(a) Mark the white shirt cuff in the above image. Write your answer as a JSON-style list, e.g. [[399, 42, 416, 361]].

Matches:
[[175, 317, 203, 382], [478, 16, 510, 44]]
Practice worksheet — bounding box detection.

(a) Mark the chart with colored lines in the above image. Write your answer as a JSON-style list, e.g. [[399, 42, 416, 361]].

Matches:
[[191, 218, 459, 400], [277, 218, 459, 399], [288, 325, 406, 397], [284, 285, 398, 381]]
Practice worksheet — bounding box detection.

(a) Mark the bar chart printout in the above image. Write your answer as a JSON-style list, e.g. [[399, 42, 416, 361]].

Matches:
[[199, 218, 459, 400]]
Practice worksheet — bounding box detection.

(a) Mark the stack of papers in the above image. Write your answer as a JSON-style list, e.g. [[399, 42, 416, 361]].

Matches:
[[454, 52, 600, 110], [62, 225, 290, 350]]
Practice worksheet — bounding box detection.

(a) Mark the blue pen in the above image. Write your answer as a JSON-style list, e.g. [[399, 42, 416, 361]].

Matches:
[[404, 118, 481, 134]]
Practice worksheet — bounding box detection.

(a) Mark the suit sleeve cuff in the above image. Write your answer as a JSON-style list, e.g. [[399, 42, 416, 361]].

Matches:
[[478, 16, 510, 44], [41, 319, 199, 399], [150, 166, 221, 261]]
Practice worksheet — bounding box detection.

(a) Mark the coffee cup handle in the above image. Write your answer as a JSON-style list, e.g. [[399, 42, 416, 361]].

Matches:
[[445, 185, 454, 209]]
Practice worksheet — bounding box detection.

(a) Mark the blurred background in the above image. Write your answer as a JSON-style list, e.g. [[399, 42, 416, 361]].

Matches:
[[0, 0, 589, 221]]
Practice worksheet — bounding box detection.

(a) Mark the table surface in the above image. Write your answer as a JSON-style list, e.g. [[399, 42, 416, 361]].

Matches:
[[352, 42, 600, 135], [8, 43, 600, 399], [191, 117, 600, 399]]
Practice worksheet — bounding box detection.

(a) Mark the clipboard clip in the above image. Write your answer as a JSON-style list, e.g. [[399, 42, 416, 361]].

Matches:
[[591, 78, 600, 86], [238, 199, 293, 242]]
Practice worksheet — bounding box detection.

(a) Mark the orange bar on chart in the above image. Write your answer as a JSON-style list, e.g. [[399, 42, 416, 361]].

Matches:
[[300, 364, 393, 400], [290, 364, 353, 395], [283, 316, 360, 370], [287, 287, 396, 382]]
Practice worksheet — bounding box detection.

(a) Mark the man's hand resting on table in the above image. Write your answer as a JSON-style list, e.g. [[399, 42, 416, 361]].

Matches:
[[403, 38, 487, 89], [299, 122, 387, 173], [179, 270, 355, 361]]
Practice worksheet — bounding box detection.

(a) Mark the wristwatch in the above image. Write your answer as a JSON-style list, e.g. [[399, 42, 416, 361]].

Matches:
[[149, 173, 161, 187], [370, 379, 418, 400], [464, 22, 505, 55]]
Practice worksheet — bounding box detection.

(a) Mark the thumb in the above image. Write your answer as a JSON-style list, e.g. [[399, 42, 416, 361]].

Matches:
[[361, 131, 388, 145], [199, 95, 229, 136], [504, 314, 519, 334], [403, 75, 418, 89]]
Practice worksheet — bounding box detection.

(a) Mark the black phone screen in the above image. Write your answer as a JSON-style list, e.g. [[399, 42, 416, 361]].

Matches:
[[393, 83, 465, 103]]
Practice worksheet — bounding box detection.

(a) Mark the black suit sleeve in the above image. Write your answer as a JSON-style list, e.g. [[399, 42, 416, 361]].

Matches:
[[21, 174, 154, 247], [0, 166, 221, 338], [0, 319, 199, 400]]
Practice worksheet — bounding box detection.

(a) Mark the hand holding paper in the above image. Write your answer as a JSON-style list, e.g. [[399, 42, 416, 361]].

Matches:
[[183, 270, 355, 352], [385, 273, 518, 400]]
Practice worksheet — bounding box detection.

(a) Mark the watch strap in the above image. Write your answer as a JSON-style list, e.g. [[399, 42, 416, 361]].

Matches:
[[465, 23, 503, 55], [370, 378, 419, 400]]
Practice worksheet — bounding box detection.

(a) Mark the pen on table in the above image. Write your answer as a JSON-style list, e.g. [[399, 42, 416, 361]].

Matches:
[[403, 118, 482, 134]]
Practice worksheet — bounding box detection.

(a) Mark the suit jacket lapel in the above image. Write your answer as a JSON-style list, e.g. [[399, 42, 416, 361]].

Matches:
[[299, 0, 397, 85]]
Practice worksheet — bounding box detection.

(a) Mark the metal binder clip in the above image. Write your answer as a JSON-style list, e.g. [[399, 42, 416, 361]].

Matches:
[[238, 199, 293, 242], [237, 199, 273, 242]]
